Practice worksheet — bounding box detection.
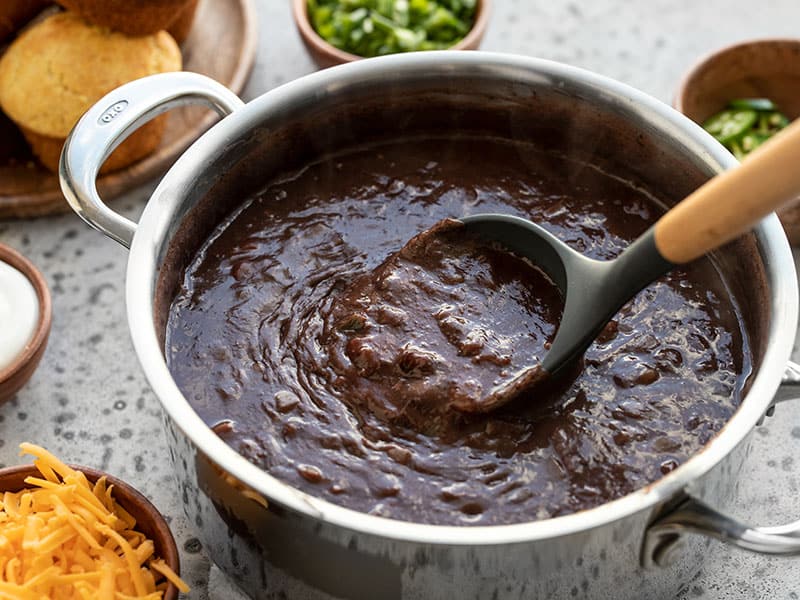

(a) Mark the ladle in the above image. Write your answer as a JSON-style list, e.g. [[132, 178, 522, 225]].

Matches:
[[457, 117, 800, 412]]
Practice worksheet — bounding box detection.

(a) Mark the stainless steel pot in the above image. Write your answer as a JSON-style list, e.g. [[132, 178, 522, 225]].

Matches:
[[60, 53, 800, 599]]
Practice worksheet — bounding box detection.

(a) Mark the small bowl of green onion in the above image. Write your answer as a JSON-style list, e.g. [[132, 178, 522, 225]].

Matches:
[[675, 38, 800, 242], [292, 0, 491, 69]]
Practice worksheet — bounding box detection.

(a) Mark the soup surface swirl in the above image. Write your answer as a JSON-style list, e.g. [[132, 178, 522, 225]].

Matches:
[[166, 136, 750, 526]]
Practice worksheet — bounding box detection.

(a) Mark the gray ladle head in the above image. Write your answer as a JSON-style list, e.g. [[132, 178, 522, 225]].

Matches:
[[459, 213, 674, 408], [457, 117, 800, 409]]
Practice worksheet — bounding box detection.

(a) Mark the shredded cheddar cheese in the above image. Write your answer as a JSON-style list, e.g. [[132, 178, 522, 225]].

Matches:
[[0, 443, 189, 598]]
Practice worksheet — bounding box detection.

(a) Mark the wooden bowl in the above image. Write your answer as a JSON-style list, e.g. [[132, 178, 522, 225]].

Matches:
[[0, 244, 51, 404], [0, 464, 181, 600], [674, 39, 800, 243], [292, 0, 491, 69]]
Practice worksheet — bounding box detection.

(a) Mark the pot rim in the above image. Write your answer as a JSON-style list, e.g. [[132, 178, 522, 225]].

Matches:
[[127, 51, 798, 545]]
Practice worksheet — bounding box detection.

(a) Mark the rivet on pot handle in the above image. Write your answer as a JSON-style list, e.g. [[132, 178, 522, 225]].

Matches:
[[643, 360, 800, 568], [59, 72, 245, 249]]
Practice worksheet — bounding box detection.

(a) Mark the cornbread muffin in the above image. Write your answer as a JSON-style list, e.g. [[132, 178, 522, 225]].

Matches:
[[0, 0, 50, 43], [167, 0, 199, 45], [53, 0, 194, 36], [0, 12, 182, 173]]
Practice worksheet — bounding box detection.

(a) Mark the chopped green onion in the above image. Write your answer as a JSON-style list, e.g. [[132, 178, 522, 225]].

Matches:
[[702, 109, 757, 145], [702, 98, 792, 160], [727, 98, 778, 112], [308, 0, 477, 58]]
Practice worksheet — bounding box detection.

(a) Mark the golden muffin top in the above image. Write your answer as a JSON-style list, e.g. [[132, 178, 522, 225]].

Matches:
[[0, 11, 181, 138]]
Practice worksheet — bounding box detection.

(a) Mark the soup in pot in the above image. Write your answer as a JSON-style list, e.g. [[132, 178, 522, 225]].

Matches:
[[165, 135, 750, 526]]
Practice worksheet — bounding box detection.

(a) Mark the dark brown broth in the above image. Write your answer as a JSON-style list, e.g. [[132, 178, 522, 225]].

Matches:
[[166, 136, 750, 526], [320, 218, 563, 430]]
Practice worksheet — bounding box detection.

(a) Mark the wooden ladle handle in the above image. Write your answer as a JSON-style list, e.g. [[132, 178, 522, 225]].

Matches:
[[654, 117, 800, 264]]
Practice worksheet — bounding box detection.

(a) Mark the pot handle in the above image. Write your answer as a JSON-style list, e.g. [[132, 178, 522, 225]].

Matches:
[[643, 360, 800, 567], [771, 359, 800, 408], [59, 72, 244, 249], [643, 497, 800, 568]]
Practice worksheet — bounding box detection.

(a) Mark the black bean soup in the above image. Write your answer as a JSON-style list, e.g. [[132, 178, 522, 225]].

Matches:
[[166, 135, 750, 526]]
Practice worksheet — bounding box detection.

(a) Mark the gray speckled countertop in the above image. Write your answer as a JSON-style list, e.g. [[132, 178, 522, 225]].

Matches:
[[1, 0, 799, 598]]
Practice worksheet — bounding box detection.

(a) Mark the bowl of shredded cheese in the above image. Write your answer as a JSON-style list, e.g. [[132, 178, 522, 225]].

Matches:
[[0, 443, 188, 599]]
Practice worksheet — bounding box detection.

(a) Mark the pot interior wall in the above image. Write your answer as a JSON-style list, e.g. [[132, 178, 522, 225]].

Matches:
[[154, 73, 770, 390]]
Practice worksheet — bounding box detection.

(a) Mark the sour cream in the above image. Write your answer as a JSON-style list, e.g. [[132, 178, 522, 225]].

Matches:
[[0, 260, 39, 372]]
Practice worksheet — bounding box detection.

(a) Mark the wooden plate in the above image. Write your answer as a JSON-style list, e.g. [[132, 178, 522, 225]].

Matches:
[[0, 0, 257, 218]]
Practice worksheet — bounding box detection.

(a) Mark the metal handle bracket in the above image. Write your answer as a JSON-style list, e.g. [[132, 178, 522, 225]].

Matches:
[[643, 360, 800, 567]]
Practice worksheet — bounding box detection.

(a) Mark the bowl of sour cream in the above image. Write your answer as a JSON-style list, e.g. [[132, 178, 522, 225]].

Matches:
[[0, 244, 51, 403]]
